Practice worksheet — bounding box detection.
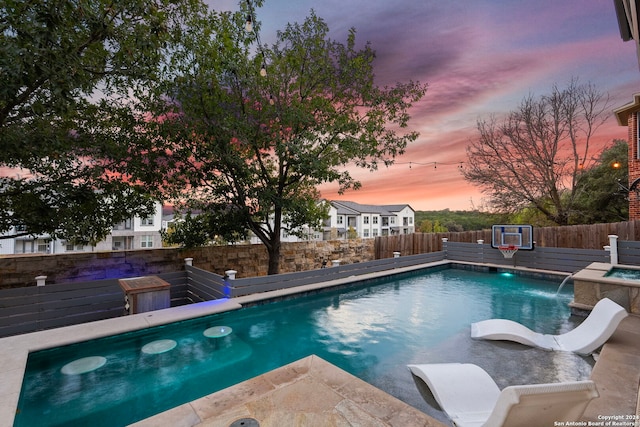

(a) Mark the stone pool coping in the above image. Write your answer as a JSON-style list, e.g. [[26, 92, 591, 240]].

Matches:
[[1, 260, 638, 426], [130, 354, 446, 427]]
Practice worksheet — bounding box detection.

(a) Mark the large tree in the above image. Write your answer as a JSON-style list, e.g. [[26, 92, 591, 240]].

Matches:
[[0, 0, 202, 243], [134, 7, 427, 274], [570, 139, 628, 223], [462, 79, 610, 225]]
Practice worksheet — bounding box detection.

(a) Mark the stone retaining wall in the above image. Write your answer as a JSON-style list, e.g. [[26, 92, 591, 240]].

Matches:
[[0, 239, 376, 289]]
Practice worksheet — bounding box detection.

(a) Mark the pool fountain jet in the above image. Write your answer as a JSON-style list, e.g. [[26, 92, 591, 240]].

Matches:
[[556, 274, 574, 296]]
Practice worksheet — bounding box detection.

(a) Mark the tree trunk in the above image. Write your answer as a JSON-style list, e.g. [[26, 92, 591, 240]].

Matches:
[[267, 239, 281, 275]]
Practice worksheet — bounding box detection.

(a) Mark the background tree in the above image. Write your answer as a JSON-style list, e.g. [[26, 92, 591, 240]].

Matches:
[[135, 8, 427, 274], [162, 208, 250, 248], [570, 139, 628, 223], [415, 210, 505, 231], [418, 219, 448, 233], [462, 79, 610, 226], [0, 0, 201, 243]]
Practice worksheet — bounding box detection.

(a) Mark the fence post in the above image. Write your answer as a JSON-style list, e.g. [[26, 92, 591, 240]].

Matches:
[[608, 235, 619, 265], [393, 251, 401, 258], [184, 257, 193, 266], [478, 240, 484, 263], [442, 238, 448, 259], [36, 275, 47, 287], [223, 269, 237, 298]]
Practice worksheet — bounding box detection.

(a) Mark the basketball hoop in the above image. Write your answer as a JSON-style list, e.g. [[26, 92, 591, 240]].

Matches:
[[499, 245, 519, 259]]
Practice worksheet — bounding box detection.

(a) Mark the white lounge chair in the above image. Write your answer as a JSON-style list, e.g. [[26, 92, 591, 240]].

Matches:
[[470, 297, 628, 355], [407, 363, 599, 427]]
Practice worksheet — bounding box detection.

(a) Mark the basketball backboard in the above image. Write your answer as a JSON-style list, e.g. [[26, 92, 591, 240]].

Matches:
[[491, 225, 534, 250]]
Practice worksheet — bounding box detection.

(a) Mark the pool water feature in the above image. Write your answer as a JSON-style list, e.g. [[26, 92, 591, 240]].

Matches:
[[15, 267, 591, 426]]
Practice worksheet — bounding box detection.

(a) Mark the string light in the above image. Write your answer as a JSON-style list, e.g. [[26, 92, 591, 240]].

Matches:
[[400, 161, 464, 170], [245, 0, 267, 77]]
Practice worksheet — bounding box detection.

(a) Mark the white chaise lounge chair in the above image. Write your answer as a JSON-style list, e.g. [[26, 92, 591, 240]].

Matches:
[[470, 297, 628, 355], [407, 363, 599, 427]]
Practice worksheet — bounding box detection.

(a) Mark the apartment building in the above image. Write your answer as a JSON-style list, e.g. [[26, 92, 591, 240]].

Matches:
[[323, 201, 415, 240], [0, 201, 164, 255]]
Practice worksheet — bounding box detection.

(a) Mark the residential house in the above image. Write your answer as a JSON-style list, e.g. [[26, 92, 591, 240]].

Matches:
[[613, 2, 640, 220], [0, 201, 164, 255], [614, 0, 640, 70], [614, 95, 640, 220]]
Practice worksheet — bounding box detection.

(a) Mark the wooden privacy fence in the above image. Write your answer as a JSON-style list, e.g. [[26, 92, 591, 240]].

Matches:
[[375, 220, 640, 259]]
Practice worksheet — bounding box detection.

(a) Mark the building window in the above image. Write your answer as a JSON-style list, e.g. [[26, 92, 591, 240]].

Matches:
[[37, 239, 50, 253], [141, 216, 154, 226], [373, 229, 379, 237], [390, 217, 395, 225], [15, 240, 27, 254], [363, 229, 370, 237], [373, 216, 378, 224], [113, 236, 133, 250], [337, 216, 343, 225], [363, 215, 369, 224], [409, 217, 413, 225], [66, 243, 84, 252], [141, 235, 153, 248], [113, 218, 132, 230]]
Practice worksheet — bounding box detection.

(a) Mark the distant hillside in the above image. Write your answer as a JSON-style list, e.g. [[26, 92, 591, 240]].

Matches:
[[415, 210, 507, 232]]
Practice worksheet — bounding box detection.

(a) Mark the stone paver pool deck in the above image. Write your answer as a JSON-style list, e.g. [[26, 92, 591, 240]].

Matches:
[[131, 354, 445, 427], [1, 262, 639, 427]]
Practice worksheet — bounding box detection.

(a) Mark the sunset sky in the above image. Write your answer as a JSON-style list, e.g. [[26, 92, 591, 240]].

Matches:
[[212, 0, 640, 210]]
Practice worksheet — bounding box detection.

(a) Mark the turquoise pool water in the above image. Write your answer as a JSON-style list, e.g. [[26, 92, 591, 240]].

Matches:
[[605, 266, 640, 280], [15, 267, 591, 426]]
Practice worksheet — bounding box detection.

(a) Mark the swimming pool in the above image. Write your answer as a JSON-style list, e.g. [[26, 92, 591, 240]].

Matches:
[[14, 266, 592, 426]]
